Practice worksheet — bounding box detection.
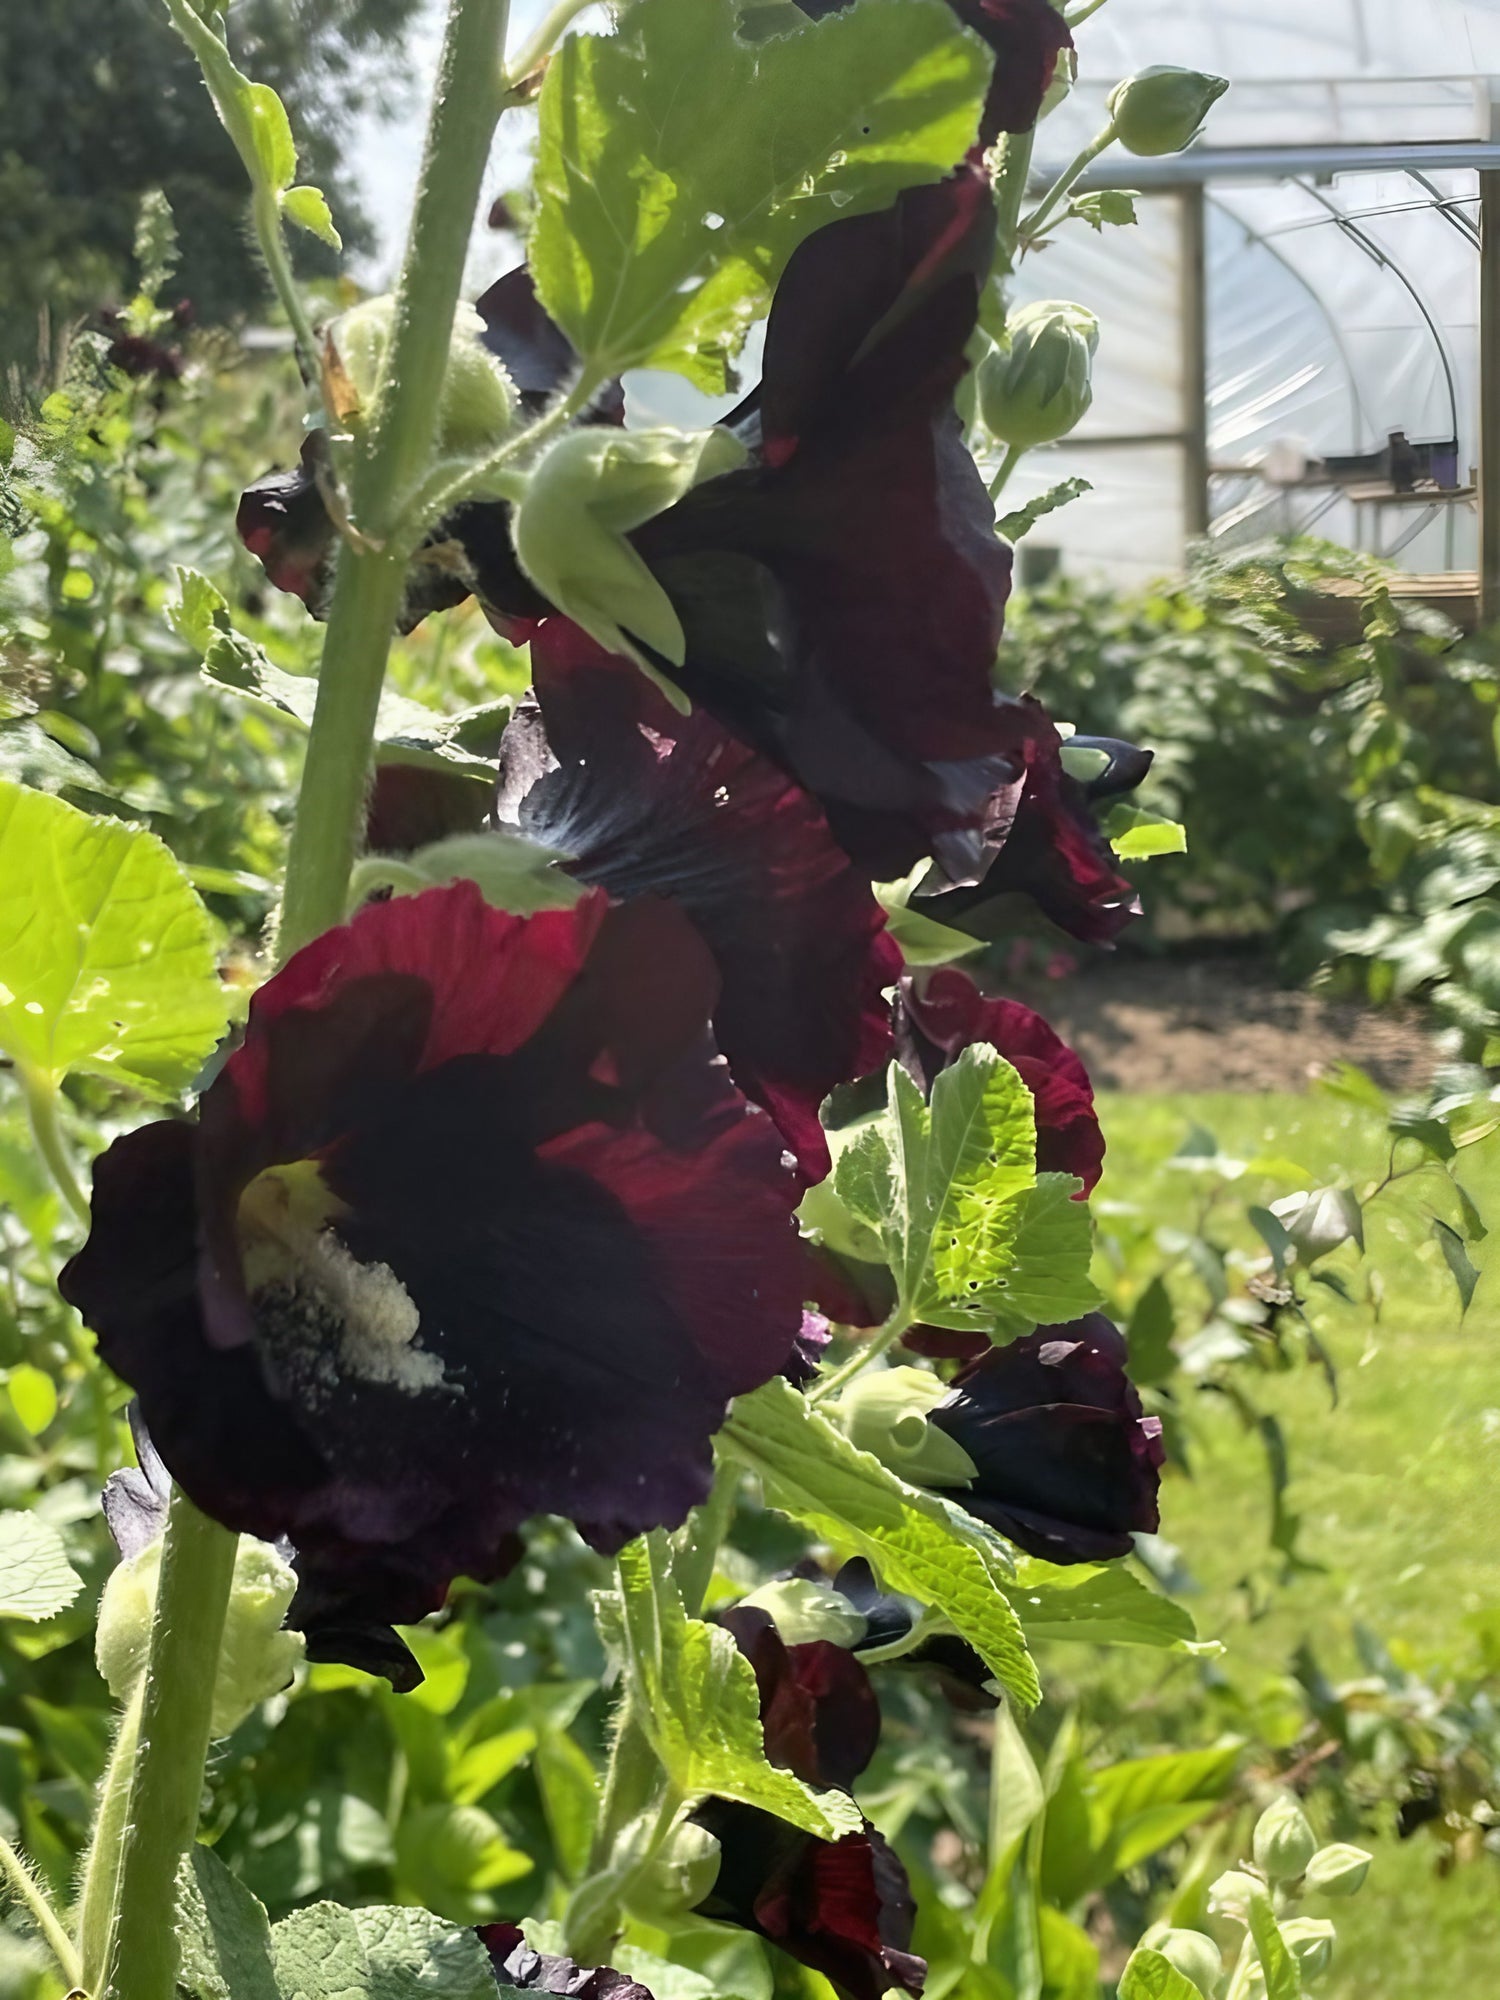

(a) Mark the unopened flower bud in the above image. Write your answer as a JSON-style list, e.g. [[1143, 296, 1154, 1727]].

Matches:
[[1106, 67, 1228, 158], [838, 1367, 979, 1489], [977, 301, 1098, 449], [1279, 1917, 1336, 1985], [513, 426, 746, 688], [1150, 1928, 1224, 1996], [326, 295, 517, 453], [1206, 1869, 1263, 1922], [625, 1818, 721, 1921], [1303, 1842, 1371, 1897], [738, 1576, 867, 1648], [97, 1533, 304, 1738], [1253, 1794, 1318, 1883]]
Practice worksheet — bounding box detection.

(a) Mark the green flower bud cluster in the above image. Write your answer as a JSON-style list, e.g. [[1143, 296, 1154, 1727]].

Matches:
[[512, 426, 747, 696], [1107, 67, 1228, 159], [97, 1533, 304, 1739], [835, 1367, 979, 1490], [327, 295, 518, 456], [1155, 1797, 1373, 1999], [977, 301, 1098, 450]]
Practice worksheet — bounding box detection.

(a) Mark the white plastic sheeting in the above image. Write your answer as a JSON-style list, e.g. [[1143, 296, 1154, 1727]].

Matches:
[[1001, 0, 1500, 582]]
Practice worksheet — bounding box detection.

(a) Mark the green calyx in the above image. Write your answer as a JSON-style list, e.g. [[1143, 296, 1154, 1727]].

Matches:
[[1251, 1792, 1318, 1883], [977, 300, 1098, 449], [737, 1576, 868, 1648], [327, 295, 518, 458], [835, 1367, 979, 1489], [97, 1533, 304, 1740], [1106, 66, 1228, 158], [1140, 1926, 1224, 1998], [511, 425, 747, 701]]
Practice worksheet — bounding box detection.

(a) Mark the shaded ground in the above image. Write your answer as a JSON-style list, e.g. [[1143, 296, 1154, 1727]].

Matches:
[[1009, 955, 1438, 1095]]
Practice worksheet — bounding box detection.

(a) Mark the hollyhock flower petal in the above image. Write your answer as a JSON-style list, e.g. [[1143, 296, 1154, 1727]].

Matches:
[[237, 435, 338, 615], [636, 165, 1014, 882], [785, 1309, 834, 1387], [478, 1924, 654, 2000], [896, 965, 1103, 1193], [792, 0, 1072, 141], [60, 884, 805, 1678], [498, 622, 901, 1176], [722, 1604, 882, 1791], [694, 1803, 924, 2000], [929, 1316, 1164, 1562], [921, 695, 1148, 944]]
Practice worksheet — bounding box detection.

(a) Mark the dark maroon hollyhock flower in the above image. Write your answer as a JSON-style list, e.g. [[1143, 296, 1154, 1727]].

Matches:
[[928, 1316, 1164, 1563], [59, 884, 806, 1685], [919, 695, 1150, 946], [695, 1802, 924, 2000], [101, 327, 184, 382], [722, 1604, 882, 1791], [896, 964, 1103, 1194], [792, 0, 1073, 141], [237, 433, 339, 615], [632, 164, 1012, 883], [478, 1923, 653, 2000], [494, 623, 901, 1176]]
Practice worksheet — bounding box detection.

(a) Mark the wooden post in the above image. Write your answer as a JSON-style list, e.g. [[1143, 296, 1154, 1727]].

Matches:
[[1180, 184, 1211, 546], [1479, 169, 1500, 625]]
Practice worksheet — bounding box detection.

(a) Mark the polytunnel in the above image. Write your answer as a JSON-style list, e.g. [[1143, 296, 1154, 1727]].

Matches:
[[1003, 0, 1500, 613]]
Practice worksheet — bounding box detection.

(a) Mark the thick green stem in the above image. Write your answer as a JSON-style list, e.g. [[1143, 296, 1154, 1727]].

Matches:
[[0, 1835, 81, 1988], [277, 0, 512, 958], [77, 1683, 144, 1995], [101, 1493, 238, 2000], [15, 1066, 89, 1229]]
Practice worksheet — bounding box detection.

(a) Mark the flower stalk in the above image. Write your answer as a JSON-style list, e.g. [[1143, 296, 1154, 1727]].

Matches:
[[0, 1833, 81, 1989]]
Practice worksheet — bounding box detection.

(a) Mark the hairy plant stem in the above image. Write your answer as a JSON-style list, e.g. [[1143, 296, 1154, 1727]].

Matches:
[[77, 1682, 144, 1995], [0, 1834, 81, 1988], [808, 1304, 915, 1406], [99, 1494, 238, 2000], [990, 129, 1036, 277], [278, 0, 513, 958], [15, 1065, 89, 1229], [98, 10, 516, 1999]]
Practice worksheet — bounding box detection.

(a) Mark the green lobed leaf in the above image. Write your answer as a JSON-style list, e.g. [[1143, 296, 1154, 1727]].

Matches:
[[1068, 190, 1140, 232], [1126, 1274, 1176, 1387], [0, 778, 229, 1094], [1118, 1949, 1207, 2000], [988, 1173, 1101, 1335], [281, 185, 342, 249], [615, 1534, 860, 1837], [723, 1377, 1040, 1706], [530, 0, 990, 387], [269, 1900, 496, 2000], [0, 1511, 83, 1622], [176, 1846, 279, 2000], [1000, 1560, 1206, 1652]]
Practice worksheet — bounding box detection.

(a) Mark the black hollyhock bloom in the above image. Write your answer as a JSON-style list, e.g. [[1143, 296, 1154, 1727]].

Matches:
[[60, 884, 807, 1686], [493, 623, 902, 1177], [895, 964, 1103, 1194], [478, 1924, 653, 2000], [928, 1316, 1164, 1563], [239, 169, 1015, 888], [792, 0, 1074, 142], [721, 1604, 882, 1792], [691, 1593, 924, 2000], [694, 1802, 923, 2000], [919, 696, 1151, 946]]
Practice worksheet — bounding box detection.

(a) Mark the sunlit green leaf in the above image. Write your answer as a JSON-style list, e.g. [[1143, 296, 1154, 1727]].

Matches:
[[531, 0, 989, 386], [0, 779, 228, 1095], [281, 185, 341, 249], [1002, 1560, 1207, 1653], [0, 1512, 82, 1622], [724, 1377, 1040, 1706], [270, 1899, 497, 2000]]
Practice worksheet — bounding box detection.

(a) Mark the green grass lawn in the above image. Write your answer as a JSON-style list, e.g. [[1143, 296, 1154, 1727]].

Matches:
[[1086, 1091, 1500, 1998]]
